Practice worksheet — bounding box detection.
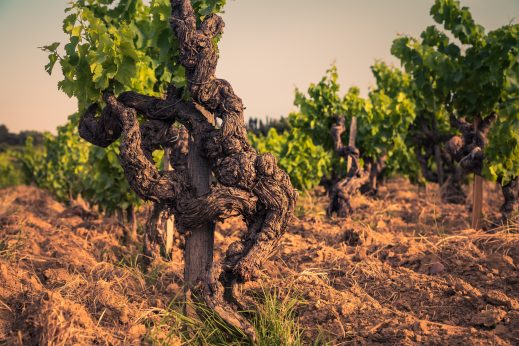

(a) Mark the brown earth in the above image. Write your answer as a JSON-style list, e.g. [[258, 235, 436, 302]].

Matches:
[[0, 178, 518, 345]]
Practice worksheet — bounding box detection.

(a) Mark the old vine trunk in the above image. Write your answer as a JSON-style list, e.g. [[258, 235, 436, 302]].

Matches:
[[446, 113, 498, 224], [77, 0, 297, 340], [327, 116, 369, 217]]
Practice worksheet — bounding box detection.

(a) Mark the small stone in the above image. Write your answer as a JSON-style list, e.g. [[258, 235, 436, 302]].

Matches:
[[429, 262, 445, 275], [494, 324, 509, 335], [471, 308, 507, 327], [128, 324, 147, 339]]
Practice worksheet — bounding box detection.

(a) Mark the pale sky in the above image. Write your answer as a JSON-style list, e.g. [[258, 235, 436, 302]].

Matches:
[[0, 0, 518, 133]]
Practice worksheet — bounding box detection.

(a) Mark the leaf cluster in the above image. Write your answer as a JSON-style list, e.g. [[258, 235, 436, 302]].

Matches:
[[250, 63, 419, 190], [39, 0, 225, 211], [391, 0, 519, 184]]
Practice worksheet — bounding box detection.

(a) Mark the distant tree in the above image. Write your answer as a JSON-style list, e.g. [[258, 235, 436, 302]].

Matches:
[[0, 124, 45, 150], [247, 116, 290, 136], [0, 125, 9, 144]]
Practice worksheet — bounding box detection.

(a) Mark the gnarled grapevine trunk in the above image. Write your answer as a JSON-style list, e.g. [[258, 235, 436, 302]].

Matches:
[[327, 116, 369, 217], [115, 207, 137, 244], [446, 113, 497, 176], [143, 127, 189, 264], [78, 0, 297, 340], [440, 143, 466, 204], [500, 177, 518, 219], [361, 155, 387, 196], [412, 119, 467, 204], [446, 113, 497, 226]]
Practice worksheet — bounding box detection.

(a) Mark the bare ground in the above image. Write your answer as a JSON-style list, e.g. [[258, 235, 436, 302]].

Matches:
[[0, 178, 518, 345]]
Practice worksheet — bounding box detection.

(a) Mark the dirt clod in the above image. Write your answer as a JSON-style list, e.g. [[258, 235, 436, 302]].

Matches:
[[429, 261, 445, 275], [471, 308, 507, 328]]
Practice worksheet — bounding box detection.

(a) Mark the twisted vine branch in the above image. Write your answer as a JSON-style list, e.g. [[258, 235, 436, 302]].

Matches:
[[78, 0, 297, 339], [500, 177, 519, 217], [444, 112, 519, 219], [411, 121, 466, 204], [327, 116, 368, 217], [446, 112, 497, 175]]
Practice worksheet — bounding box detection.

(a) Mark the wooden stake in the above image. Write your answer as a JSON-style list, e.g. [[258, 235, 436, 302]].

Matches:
[[163, 147, 172, 171], [346, 116, 357, 172], [126, 205, 138, 242], [184, 110, 215, 314], [472, 174, 484, 229], [162, 147, 174, 257], [471, 118, 483, 230], [432, 115, 444, 186]]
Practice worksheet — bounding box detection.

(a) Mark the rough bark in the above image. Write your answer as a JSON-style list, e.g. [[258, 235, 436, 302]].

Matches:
[[320, 170, 339, 197], [115, 207, 136, 244], [79, 103, 122, 148], [143, 203, 164, 264], [361, 155, 387, 196], [143, 131, 188, 265], [327, 116, 369, 217], [412, 120, 467, 204], [446, 112, 497, 176], [446, 113, 497, 227], [440, 172, 466, 204], [169, 0, 296, 294], [77, 0, 297, 340], [183, 107, 216, 329], [126, 205, 138, 243], [500, 177, 519, 219]]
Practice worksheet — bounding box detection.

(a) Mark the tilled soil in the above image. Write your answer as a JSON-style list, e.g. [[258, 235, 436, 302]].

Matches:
[[0, 179, 517, 345]]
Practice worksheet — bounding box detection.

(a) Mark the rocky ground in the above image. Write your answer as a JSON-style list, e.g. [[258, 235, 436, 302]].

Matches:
[[0, 179, 517, 345]]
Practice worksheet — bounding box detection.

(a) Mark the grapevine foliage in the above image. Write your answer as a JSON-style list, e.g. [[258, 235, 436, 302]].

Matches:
[[251, 64, 418, 190], [0, 150, 26, 188], [392, 0, 519, 186], [391, 26, 458, 187], [43, 0, 225, 111], [36, 0, 225, 212], [249, 128, 331, 191], [364, 62, 418, 179], [483, 28, 519, 184], [17, 116, 89, 203]]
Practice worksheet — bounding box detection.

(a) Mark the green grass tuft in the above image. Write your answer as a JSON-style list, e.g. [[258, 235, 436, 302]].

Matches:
[[253, 287, 303, 346], [144, 286, 305, 345]]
